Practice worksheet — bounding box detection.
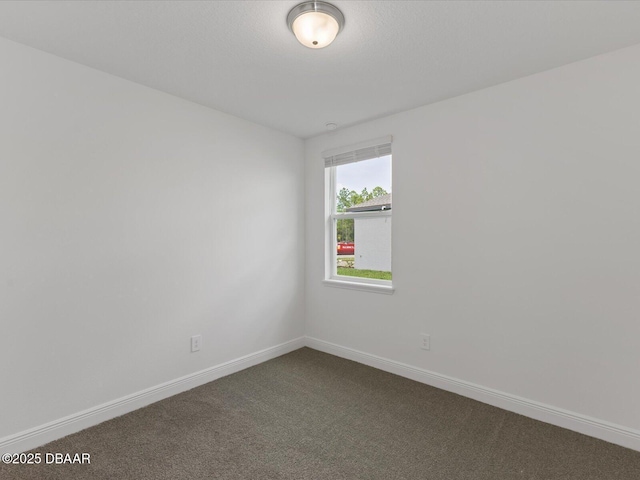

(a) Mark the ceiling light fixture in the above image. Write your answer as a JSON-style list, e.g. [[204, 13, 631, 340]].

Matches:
[[287, 1, 345, 49]]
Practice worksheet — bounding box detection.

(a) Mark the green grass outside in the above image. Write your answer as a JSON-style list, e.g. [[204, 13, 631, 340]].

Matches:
[[337, 267, 392, 281]]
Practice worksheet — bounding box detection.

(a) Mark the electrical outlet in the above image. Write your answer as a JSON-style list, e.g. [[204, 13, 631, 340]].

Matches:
[[420, 333, 430, 351], [191, 335, 202, 352]]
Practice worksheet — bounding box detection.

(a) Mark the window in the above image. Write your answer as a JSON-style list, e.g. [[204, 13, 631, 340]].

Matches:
[[322, 136, 393, 294]]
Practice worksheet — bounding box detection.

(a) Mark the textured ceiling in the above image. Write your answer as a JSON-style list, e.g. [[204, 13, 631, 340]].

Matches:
[[1, 1, 640, 138]]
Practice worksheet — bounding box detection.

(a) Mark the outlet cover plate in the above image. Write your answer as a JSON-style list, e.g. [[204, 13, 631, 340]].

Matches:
[[420, 333, 430, 351], [191, 335, 202, 352]]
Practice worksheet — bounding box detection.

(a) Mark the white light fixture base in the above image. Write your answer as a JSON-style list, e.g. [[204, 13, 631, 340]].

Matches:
[[287, 1, 345, 49]]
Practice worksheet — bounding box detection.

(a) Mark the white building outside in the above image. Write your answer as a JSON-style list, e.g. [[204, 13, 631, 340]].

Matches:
[[347, 193, 392, 272], [354, 215, 391, 271]]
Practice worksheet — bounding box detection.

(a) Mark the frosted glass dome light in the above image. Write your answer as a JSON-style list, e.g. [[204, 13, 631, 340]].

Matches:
[[287, 1, 345, 49]]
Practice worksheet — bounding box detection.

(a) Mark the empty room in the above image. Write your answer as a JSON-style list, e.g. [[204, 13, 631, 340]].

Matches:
[[1, 1, 639, 479]]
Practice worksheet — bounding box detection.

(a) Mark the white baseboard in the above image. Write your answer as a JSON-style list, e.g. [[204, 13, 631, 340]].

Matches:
[[0, 337, 305, 455], [305, 336, 640, 452], [4, 335, 638, 455]]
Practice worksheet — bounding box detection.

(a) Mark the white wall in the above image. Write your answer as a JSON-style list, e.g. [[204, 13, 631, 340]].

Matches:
[[354, 216, 391, 271], [0, 38, 305, 439], [306, 44, 640, 435]]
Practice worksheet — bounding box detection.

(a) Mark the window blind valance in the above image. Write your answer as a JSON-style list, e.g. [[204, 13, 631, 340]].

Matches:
[[322, 135, 392, 168]]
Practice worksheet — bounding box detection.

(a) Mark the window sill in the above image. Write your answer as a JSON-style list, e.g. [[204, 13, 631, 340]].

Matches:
[[322, 279, 395, 295]]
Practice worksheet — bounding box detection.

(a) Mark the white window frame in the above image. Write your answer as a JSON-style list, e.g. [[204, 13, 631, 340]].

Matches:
[[322, 136, 394, 295]]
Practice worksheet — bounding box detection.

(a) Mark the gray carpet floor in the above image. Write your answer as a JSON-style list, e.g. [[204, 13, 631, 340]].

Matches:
[[2, 347, 640, 479]]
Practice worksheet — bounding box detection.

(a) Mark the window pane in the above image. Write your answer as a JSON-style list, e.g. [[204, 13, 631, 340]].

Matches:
[[333, 154, 392, 282], [335, 216, 392, 281], [335, 155, 391, 213]]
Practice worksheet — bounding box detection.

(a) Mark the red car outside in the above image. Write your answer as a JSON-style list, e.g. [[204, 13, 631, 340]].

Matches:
[[337, 242, 354, 255]]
